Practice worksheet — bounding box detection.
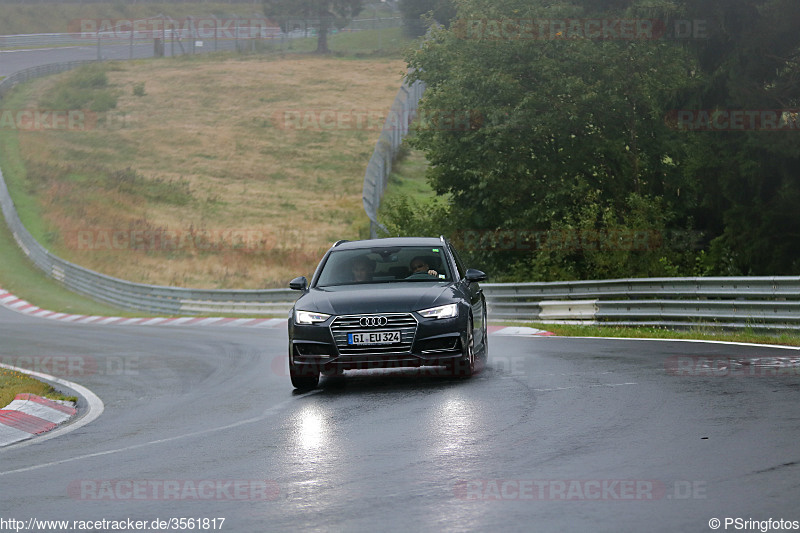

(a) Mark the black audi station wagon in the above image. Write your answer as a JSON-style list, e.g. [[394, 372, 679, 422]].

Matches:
[[288, 236, 488, 390]]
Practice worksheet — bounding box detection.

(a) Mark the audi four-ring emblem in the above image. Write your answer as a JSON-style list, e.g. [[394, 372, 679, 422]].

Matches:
[[359, 316, 388, 327]]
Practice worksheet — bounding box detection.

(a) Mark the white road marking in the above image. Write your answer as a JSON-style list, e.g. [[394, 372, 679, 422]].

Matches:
[[532, 382, 638, 392], [0, 390, 320, 476]]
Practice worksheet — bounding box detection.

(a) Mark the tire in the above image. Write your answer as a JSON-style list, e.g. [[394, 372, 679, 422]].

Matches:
[[478, 303, 489, 371], [483, 322, 488, 356], [448, 317, 475, 379], [290, 360, 320, 390]]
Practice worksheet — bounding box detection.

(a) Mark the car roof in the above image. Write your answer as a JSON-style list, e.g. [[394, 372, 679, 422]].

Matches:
[[331, 237, 446, 251]]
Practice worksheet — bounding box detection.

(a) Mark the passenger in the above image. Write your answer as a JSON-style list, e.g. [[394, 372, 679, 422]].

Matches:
[[350, 256, 375, 282]]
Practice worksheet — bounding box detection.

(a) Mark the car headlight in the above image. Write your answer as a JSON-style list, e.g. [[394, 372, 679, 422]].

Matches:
[[418, 303, 459, 319], [295, 310, 331, 325]]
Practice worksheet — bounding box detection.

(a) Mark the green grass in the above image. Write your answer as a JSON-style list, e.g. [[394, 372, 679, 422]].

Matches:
[[510, 322, 800, 347], [254, 26, 412, 57], [0, 366, 78, 407], [380, 144, 437, 206], [328, 26, 411, 57], [0, 85, 52, 244]]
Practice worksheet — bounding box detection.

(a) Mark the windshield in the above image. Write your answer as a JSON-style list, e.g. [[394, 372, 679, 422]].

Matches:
[[316, 246, 453, 287]]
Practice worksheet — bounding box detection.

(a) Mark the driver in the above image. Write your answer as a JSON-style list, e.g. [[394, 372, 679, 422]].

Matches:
[[407, 256, 438, 278]]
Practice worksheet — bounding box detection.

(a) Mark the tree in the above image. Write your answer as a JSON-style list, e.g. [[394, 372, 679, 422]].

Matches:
[[263, 0, 363, 53], [664, 0, 800, 274], [400, 0, 800, 279], [404, 0, 701, 279]]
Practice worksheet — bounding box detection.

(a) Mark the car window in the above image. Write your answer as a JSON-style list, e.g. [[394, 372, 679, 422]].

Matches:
[[316, 246, 453, 287], [449, 243, 467, 280]]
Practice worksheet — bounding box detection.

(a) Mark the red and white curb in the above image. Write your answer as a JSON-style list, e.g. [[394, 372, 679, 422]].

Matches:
[[0, 361, 104, 450], [0, 393, 76, 447], [0, 287, 287, 328]]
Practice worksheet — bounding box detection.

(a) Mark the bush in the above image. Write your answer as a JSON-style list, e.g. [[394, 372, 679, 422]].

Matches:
[[132, 82, 146, 97], [72, 65, 108, 90], [40, 63, 118, 113]]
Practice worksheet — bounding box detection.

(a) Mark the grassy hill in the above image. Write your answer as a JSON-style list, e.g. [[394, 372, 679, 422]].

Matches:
[[0, 53, 409, 289]]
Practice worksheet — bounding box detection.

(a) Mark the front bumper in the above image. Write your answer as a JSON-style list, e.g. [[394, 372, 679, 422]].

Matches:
[[289, 312, 467, 371]]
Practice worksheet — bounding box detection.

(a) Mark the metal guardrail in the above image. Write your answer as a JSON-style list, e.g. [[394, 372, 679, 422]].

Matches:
[[483, 279, 800, 331], [0, 29, 281, 48], [0, 61, 95, 98]]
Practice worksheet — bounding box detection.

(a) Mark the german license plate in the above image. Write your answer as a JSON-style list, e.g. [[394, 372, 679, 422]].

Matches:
[[348, 331, 401, 345]]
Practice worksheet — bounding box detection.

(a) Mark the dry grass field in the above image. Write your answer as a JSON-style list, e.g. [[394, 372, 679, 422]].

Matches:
[[14, 55, 407, 288]]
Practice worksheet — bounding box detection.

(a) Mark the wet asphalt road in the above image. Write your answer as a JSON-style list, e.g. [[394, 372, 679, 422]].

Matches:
[[0, 43, 157, 77], [1, 305, 799, 533]]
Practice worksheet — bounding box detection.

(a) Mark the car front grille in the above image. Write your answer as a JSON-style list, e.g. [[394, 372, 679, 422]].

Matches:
[[330, 313, 418, 356]]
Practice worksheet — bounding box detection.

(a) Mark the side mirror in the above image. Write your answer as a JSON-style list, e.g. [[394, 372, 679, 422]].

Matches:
[[289, 276, 308, 291], [465, 269, 487, 283]]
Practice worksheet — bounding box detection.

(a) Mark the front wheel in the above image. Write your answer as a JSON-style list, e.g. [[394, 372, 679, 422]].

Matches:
[[448, 318, 475, 379], [290, 360, 320, 390], [478, 304, 488, 370]]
